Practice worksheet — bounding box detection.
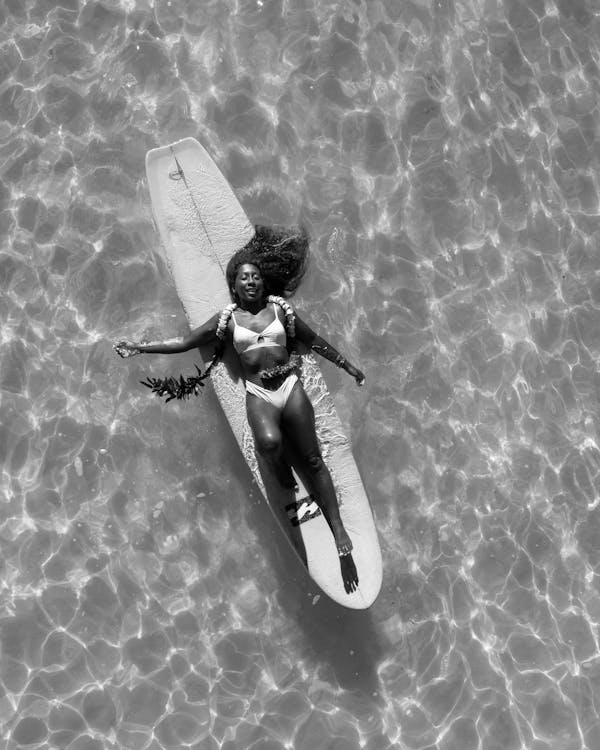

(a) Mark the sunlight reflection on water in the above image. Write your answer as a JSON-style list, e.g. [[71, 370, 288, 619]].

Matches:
[[2, 0, 600, 748]]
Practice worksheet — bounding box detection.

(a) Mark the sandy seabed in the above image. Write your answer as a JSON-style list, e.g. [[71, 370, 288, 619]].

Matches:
[[2, 0, 600, 749]]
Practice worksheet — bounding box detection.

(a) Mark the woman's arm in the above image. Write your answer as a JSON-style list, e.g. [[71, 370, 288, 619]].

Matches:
[[294, 313, 365, 386], [114, 312, 222, 358]]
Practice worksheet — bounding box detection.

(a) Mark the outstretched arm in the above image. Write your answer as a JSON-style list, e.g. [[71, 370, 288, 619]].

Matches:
[[114, 312, 222, 358], [294, 313, 365, 386]]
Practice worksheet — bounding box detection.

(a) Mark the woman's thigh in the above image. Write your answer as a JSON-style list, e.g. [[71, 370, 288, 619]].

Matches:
[[246, 393, 283, 453], [281, 381, 321, 458]]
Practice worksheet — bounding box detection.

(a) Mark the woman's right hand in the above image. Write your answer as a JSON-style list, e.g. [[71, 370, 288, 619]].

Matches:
[[344, 361, 366, 387], [114, 340, 143, 358]]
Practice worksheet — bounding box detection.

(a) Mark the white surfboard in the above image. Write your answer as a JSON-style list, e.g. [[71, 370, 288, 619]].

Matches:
[[145, 137, 382, 609]]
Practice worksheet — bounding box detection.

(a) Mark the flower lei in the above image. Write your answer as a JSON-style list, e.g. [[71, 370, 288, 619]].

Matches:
[[215, 302, 237, 340], [141, 295, 297, 401], [267, 295, 296, 339]]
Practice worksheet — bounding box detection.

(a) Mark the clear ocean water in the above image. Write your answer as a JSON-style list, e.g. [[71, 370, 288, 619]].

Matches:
[[2, 0, 600, 748]]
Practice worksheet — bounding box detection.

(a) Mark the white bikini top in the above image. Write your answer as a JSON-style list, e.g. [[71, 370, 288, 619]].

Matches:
[[232, 303, 287, 354]]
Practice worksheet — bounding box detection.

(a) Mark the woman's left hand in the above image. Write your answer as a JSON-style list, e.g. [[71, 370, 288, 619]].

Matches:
[[344, 362, 366, 386]]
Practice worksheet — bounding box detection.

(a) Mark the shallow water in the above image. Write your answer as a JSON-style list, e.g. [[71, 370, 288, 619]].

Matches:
[[2, 0, 600, 748]]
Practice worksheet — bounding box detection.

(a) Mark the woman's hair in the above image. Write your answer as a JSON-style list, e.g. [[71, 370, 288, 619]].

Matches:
[[226, 225, 309, 300]]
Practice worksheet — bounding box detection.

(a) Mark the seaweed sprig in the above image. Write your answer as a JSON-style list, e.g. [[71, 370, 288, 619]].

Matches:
[[140, 365, 209, 402]]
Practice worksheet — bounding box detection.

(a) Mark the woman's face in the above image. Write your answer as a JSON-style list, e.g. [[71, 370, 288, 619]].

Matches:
[[233, 263, 264, 304]]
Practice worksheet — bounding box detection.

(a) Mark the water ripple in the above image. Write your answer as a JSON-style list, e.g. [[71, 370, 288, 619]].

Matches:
[[2, 0, 600, 748]]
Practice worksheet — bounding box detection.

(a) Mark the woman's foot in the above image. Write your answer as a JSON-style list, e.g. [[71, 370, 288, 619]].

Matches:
[[333, 524, 359, 593], [339, 553, 359, 594], [333, 523, 353, 556]]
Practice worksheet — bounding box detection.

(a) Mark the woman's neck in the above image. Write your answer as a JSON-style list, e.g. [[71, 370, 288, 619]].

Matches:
[[238, 298, 267, 315]]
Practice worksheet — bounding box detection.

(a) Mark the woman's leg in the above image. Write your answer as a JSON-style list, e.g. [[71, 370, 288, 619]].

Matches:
[[281, 382, 358, 593], [246, 393, 296, 488]]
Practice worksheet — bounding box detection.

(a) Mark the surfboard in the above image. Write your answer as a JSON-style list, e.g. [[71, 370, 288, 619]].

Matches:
[[145, 137, 382, 609]]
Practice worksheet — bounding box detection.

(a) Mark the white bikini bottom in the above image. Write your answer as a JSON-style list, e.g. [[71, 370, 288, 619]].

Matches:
[[245, 374, 299, 412]]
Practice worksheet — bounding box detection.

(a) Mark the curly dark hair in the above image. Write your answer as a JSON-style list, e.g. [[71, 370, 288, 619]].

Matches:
[[226, 225, 309, 300]]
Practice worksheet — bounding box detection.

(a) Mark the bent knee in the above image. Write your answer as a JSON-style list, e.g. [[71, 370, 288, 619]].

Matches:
[[305, 451, 324, 473], [255, 433, 282, 456]]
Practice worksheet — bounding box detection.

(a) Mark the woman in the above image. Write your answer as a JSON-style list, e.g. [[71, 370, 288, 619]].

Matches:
[[115, 226, 365, 594]]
